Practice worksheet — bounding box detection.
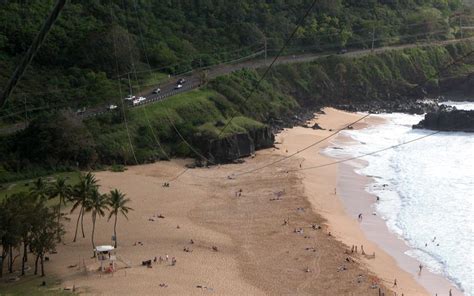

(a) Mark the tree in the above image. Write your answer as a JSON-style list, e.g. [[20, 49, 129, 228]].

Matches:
[[107, 189, 133, 248], [0, 195, 22, 277], [49, 176, 72, 240], [31, 177, 48, 201], [30, 205, 62, 277], [15, 193, 38, 276], [71, 172, 98, 242], [84, 189, 109, 257]]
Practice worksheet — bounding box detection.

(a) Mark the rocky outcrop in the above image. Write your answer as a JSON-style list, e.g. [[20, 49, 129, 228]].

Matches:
[[413, 105, 474, 132], [206, 126, 274, 163], [336, 99, 439, 115]]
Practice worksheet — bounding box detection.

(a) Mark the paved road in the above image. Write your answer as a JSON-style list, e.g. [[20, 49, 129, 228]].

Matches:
[[2, 37, 473, 134]]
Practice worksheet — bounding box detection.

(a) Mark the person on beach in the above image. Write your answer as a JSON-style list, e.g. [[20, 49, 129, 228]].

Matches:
[[358, 213, 363, 221], [393, 278, 397, 287], [449, 289, 452, 296], [418, 263, 423, 275]]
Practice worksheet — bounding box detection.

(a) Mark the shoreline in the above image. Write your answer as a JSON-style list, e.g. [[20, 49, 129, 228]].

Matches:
[[10, 108, 461, 295], [44, 111, 396, 295], [325, 112, 463, 295], [274, 108, 428, 295]]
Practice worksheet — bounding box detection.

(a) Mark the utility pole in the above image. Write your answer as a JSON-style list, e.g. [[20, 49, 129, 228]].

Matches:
[[264, 36, 267, 66], [127, 72, 132, 95], [460, 14, 463, 39], [24, 95, 28, 128], [371, 25, 375, 53]]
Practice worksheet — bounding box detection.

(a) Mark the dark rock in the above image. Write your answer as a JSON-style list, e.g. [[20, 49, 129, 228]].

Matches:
[[206, 126, 274, 163], [311, 123, 325, 130], [413, 105, 474, 132]]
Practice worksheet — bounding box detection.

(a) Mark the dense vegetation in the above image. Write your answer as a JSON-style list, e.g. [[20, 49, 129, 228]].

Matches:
[[0, 0, 469, 118], [0, 172, 132, 278], [3, 41, 471, 174], [0, 1, 472, 179]]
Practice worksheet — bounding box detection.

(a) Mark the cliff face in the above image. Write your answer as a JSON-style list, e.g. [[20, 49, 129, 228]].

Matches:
[[206, 126, 274, 163], [413, 106, 474, 132]]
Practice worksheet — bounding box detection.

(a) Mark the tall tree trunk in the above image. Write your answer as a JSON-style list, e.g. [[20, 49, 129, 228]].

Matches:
[[24, 242, 28, 263], [91, 213, 96, 257], [40, 254, 45, 277], [57, 199, 62, 241], [21, 242, 27, 276], [34, 254, 39, 275], [113, 214, 118, 248], [0, 251, 6, 278], [73, 206, 82, 242], [8, 245, 13, 273], [81, 208, 85, 238]]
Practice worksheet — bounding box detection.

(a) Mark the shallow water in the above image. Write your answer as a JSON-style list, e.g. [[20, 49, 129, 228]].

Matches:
[[325, 104, 474, 295]]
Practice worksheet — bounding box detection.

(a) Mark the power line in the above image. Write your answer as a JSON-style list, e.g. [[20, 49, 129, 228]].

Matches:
[[216, 0, 319, 138], [232, 114, 371, 178], [288, 129, 442, 173], [110, 6, 138, 166], [165, 110, 215, 165], [227, 41, 474, 179], [0, 0, 68, 108], [123, 0, 170, 160]]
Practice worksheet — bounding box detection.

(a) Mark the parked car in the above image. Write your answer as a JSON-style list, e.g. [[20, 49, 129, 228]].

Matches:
[[138, 96, 146, 102], [177, 78, 186, 84], [108, 104, 118, 110], [152, 88, 161, 94], [338, 49, 347, 54], [132, 99, 141, 106], [124, 95, 136, 101], [175, 84, 183, 89], [76, 107, 86, 115]]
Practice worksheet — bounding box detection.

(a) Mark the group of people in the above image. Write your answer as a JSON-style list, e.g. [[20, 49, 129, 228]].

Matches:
[[151, 254, 177, 266]]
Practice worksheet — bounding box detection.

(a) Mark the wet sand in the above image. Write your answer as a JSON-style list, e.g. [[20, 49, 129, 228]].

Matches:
[[275, 108, 430, 295]]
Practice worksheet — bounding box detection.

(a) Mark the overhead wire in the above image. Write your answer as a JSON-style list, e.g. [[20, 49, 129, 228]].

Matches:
[[231, 114, 371, 178], [164, 109, 215, 165], [228, 46, 474, 178], [288, 129, 443, 173], [215, 0, 319, 139], [110, 5, 138, 165], [125, 0, 170, 160]]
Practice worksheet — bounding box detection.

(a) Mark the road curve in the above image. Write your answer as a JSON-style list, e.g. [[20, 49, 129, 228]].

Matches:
[[1, 37, 473, 135]]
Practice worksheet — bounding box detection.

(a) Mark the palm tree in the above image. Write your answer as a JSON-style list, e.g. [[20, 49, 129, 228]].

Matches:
[[84, 189, 109, 257], [49, 177, 71, 240], [31, 177, 48, 201], [71, 172, 98, 242], [107, 189, 133, 248]]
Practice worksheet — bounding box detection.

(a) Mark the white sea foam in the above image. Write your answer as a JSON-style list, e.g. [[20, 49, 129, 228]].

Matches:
[[325, 105, 474, 295]]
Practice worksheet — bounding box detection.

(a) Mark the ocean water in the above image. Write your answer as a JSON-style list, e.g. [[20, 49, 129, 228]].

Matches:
[[325, 104, 474, 295]]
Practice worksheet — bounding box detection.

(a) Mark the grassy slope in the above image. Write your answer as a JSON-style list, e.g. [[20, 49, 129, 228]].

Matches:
[[0, 171, 80, 202], [86, 88, 267, 163], [85, 42, 473, 165]]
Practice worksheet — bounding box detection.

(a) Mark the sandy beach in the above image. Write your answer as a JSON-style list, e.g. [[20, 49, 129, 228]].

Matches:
[[39, 108, 437, 295]]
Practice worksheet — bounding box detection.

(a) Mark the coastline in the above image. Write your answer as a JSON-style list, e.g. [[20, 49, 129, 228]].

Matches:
[[311, 109, 462, 295], [24, 107, 461, 295], [274, 108, 428, 295]]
